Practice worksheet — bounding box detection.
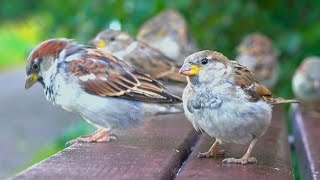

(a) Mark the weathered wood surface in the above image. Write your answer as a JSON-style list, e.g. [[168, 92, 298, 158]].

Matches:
[[11, 105, 294, 180], [12, 113, 199, 180], [0, 70, 77, 179], [176, 106, 294, 180], [293, 104, 320, 180]]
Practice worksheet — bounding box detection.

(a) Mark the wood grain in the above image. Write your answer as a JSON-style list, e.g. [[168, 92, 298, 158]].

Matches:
[[12, 113, 198, 180]]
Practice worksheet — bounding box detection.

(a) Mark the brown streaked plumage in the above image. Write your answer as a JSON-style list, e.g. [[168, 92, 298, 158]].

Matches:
[[91, 29, 186, 83], [180, 50, 298, 164], [236, 33, 279, 89], [25, 38, 183, 145]]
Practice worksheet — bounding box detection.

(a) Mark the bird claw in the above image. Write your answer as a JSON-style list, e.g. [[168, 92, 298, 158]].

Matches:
[[66, 133, 118, 146], [198, 149, 227, 158], [222, 157, 257, 165]]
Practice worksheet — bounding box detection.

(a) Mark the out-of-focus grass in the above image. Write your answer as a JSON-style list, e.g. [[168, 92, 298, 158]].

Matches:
[[0, 15, 51, 69]]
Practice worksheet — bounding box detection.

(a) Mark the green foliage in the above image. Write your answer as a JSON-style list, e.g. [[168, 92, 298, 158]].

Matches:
[[2, 1, 320, 178]]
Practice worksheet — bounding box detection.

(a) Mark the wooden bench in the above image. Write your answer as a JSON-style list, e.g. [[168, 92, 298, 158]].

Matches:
[[12, 106, 295, 179], [293, 104, 320, 180]]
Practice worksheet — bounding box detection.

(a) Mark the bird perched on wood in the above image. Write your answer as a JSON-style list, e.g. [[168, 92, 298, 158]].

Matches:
[[91, 29, 186, 96], [25, 39, 183, 145], [236, 33, 279, 89], [137, 9, 198, 66], [292, 57, 320, 105], [180, 50, 298, 164]]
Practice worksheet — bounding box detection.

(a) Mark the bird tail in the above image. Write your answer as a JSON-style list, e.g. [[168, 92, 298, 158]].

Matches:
[[272, 98, 300, 105], [147, 103, 184, 116]]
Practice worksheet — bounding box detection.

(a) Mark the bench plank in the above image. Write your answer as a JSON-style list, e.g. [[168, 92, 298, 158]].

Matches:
[[293, 104, 320, 180], [176, 106, 294, 180], [12, 114, 199, 180]]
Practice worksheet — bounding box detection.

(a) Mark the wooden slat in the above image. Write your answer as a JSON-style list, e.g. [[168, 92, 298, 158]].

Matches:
[[176, 106, 294, 180], [293, 104, 320, 180], [12, 113, 199, 180]]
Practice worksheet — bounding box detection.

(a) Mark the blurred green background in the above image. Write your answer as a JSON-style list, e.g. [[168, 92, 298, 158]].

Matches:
[[1, 0, 319, 179]]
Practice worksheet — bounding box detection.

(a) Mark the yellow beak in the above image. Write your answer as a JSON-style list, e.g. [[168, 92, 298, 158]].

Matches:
[[25, 73, 39, 90], [97, 40, 107, 48], [179, 65, 203, 76]]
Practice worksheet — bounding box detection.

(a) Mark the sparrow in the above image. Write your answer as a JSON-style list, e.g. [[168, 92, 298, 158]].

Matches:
[[235, 33, 279, 89], [25, 38, 183, 145], [91, 29, 187, 96], [180, 50, 298, 164], [137, 9, 198, 66], [292, 56, 320, 105]]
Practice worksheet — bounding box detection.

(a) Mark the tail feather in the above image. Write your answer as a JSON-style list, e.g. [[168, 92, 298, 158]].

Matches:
[[272, 98, 300, 105]]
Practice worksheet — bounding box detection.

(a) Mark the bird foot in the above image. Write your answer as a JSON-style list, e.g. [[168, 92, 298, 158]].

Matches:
[[66, 132, 118, 145], [222, 157, 257, 165], [198, 149, 227, 158]]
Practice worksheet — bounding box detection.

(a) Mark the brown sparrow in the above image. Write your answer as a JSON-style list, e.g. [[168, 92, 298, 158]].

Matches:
[[25, 39, 183, 145], [91, 29, 186, 96], [236, 33, 279, 89], [180, 50, 298, 164], [137, 9, 198, 66], [292, 56, 320, 105]]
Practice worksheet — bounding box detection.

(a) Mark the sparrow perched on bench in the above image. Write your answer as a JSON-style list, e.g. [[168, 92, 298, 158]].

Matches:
[[180, 50, 298, 164], [293, 57, 320, 105], [236, 33, 279, 89], [91, 29, 186, 96], [137, 9, 198, 66], [25, 39, 183, 145]]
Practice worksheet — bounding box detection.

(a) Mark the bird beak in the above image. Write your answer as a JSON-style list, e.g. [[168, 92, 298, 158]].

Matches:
[[179, 64, 203, 76], [96, 40, 107, 48], [25, 73, 39, 90]]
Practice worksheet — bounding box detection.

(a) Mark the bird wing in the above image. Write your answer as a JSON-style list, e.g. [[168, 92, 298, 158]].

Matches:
[[132, 42, 186, 82], [68, 49, 181, 103], [231, 61, 273, 103]]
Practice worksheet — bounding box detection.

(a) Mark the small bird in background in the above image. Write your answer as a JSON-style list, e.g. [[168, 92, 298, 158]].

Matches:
[[25, 39, 183, 145], [292, 57, 320, 106], [180, 50, 298, 164], [236, 33, 279, 89], [91, 29, 186, 96], [137, 9, 198, 66]]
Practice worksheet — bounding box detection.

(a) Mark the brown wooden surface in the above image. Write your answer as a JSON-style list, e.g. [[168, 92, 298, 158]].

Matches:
[[176, 106, 294, 180], [293, 104, 320, 180], [12, 113, 199, 180], [12, 106, 294, 180]]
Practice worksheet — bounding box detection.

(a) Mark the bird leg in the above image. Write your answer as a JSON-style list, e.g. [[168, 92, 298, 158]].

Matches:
[[222, 138, 258, 165], [66, 129, 118, 145], [198, 139, 227, 158]]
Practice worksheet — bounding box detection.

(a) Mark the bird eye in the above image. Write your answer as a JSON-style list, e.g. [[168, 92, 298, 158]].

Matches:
[[109, 37, 115, 41], [201, 58, 208, 65], [32, 63, 39, 71]]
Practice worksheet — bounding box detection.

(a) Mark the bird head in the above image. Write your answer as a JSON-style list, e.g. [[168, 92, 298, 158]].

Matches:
[[179, 50, 232, 84], [91, 29, 134, 53], [25, 39, 70, 89], [237, 33, 275, 56]]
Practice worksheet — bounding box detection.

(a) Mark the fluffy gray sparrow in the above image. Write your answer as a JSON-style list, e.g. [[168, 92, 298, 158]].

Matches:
[[91, 29, 186, 96], [236, 33, 279, 89], [180, 50, 298, 164], [25, 39, 183, 144], [292, 56, 320, 105], [137, 9, 198, 66]]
